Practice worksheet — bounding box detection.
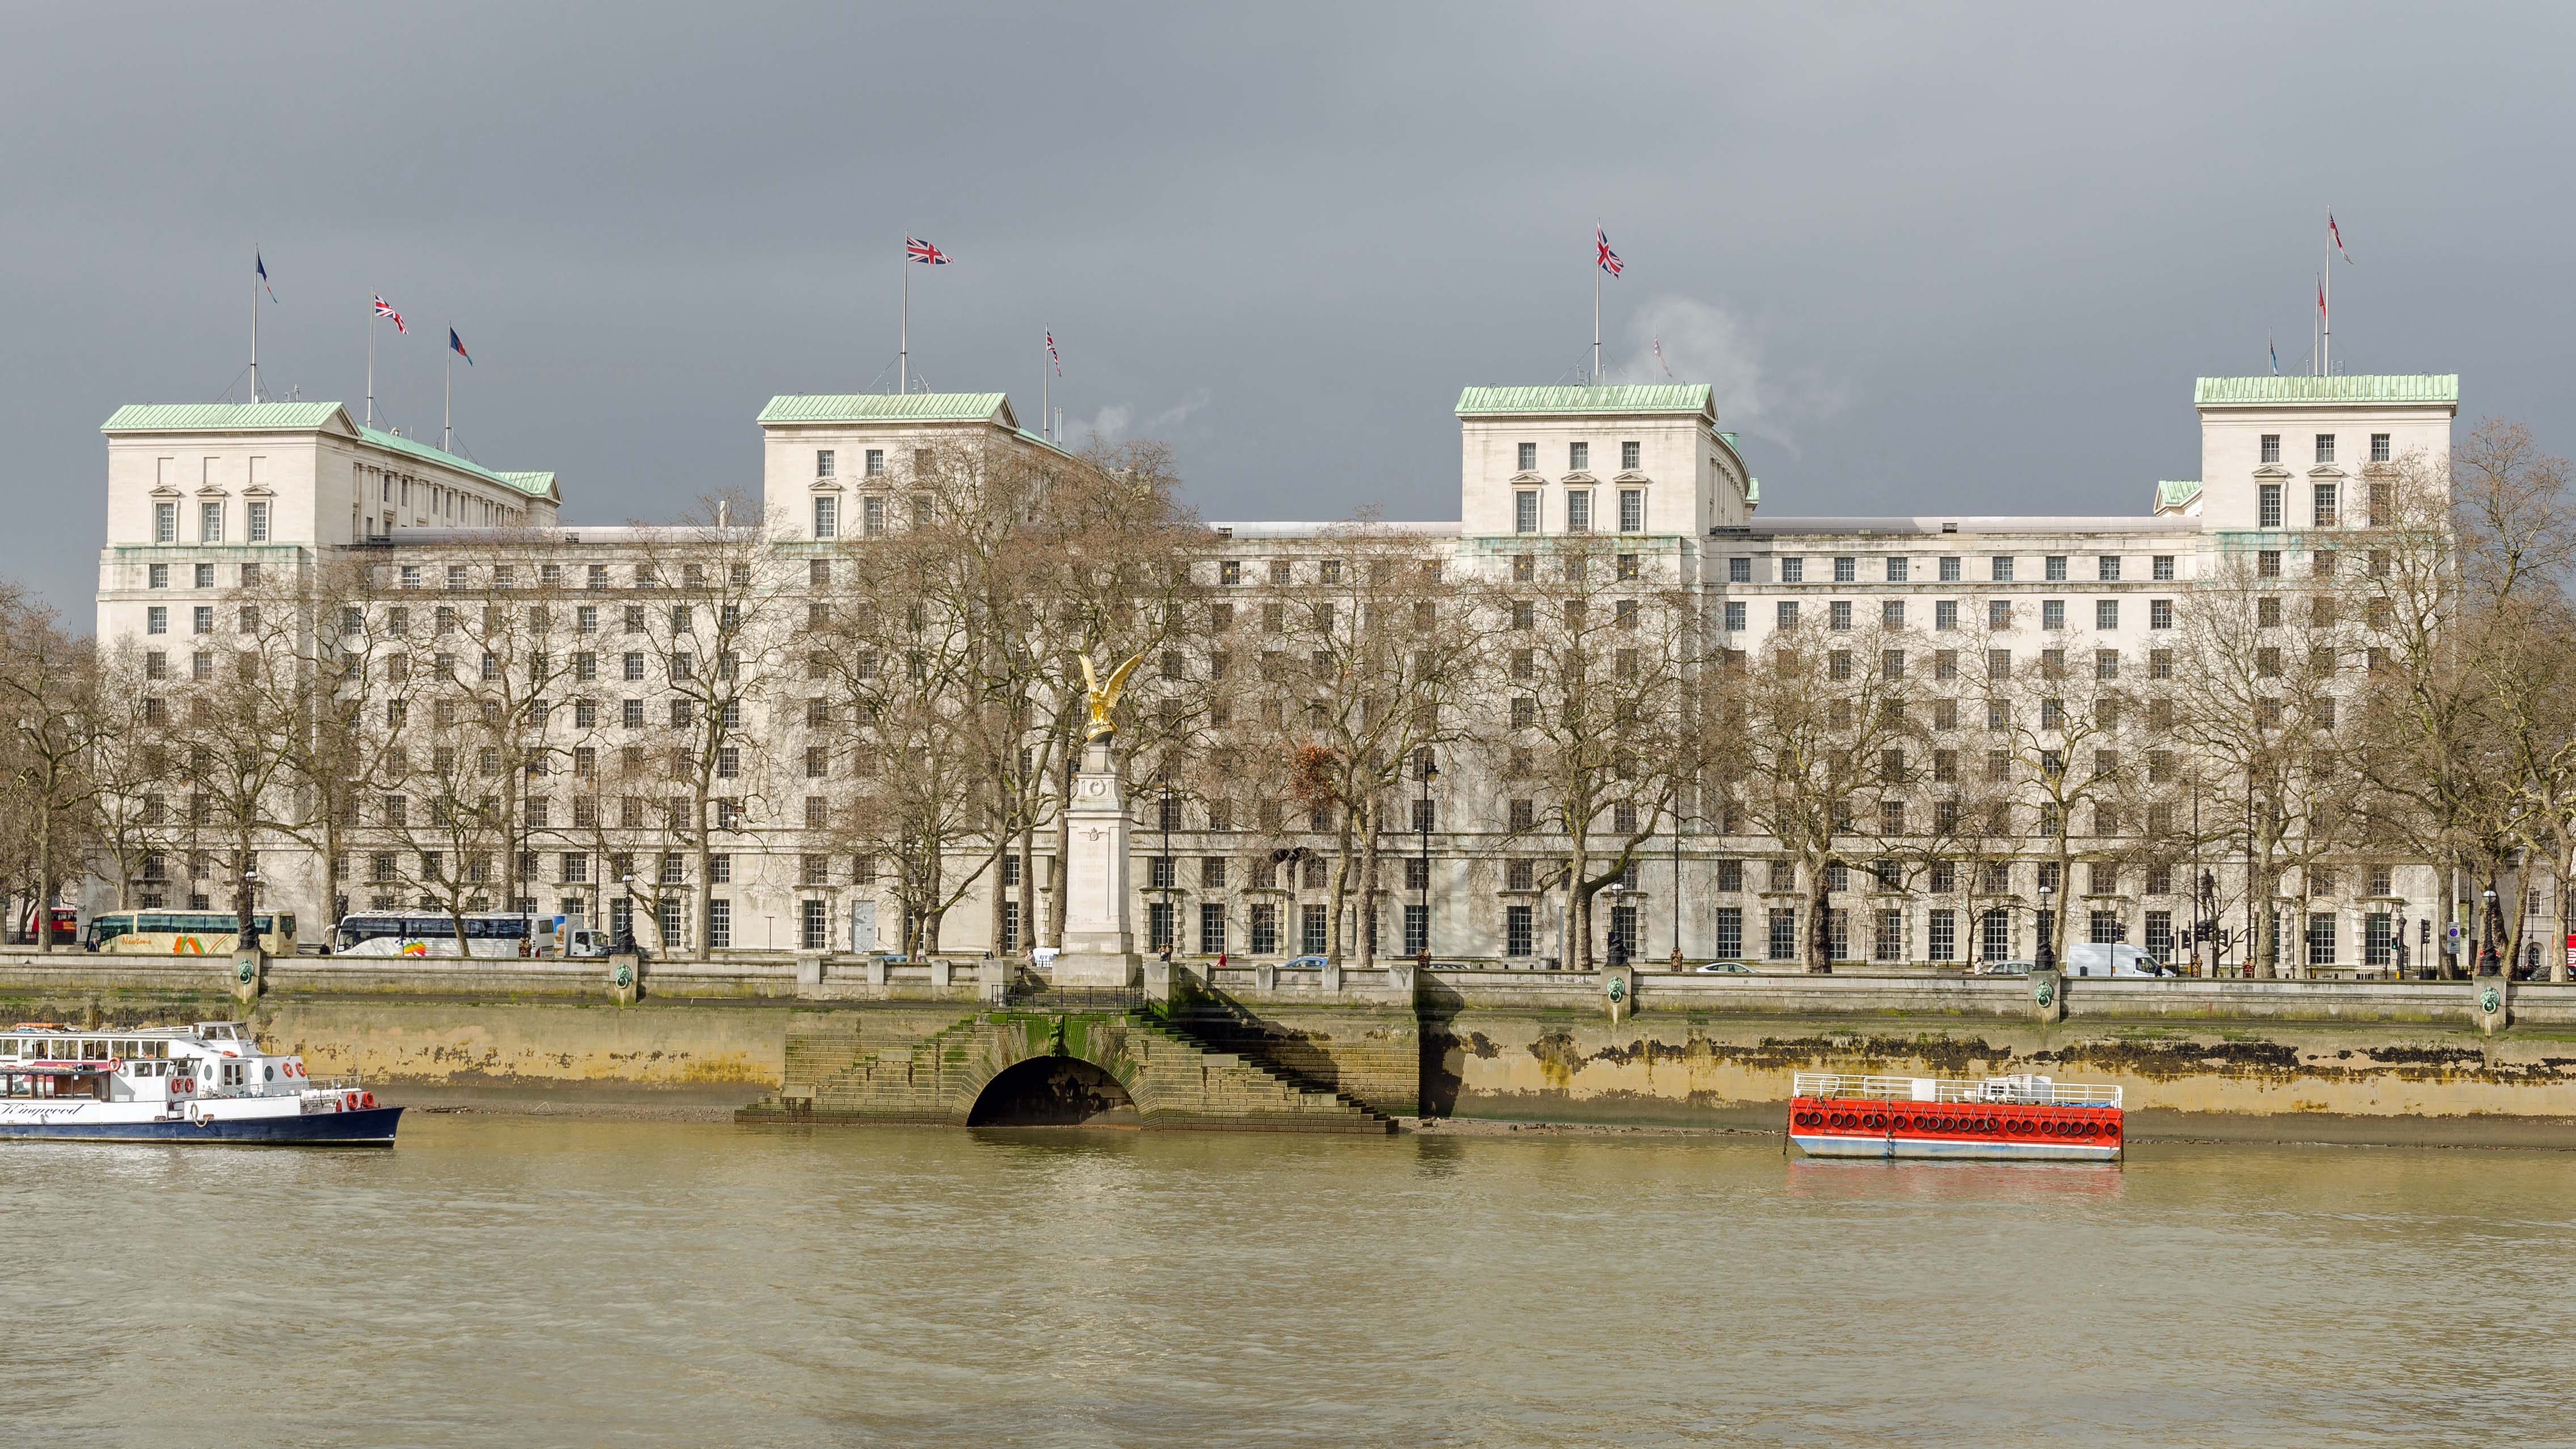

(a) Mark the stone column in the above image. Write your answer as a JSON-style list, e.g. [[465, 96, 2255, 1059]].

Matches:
[[1055, 738, 1142, 987], [2032, 968, 2064, 1023]]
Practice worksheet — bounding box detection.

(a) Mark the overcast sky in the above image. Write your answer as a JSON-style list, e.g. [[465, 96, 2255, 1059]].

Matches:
[[5, 3, 2570, 612]]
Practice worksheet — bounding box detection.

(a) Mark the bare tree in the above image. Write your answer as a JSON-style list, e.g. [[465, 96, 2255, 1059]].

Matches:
[[1482, 538, 1705, 970]]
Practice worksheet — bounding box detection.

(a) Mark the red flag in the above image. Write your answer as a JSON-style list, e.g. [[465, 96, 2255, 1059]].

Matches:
[[2318, 277, 2327, 329], [2328, 212, 2354, 264]]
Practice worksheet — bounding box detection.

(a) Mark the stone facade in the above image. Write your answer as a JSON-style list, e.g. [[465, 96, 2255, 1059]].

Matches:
[[86, 372, 2468, 971]]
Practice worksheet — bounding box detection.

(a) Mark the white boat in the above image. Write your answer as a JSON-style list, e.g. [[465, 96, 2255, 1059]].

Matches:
[[0, 1021, 400, 1145]]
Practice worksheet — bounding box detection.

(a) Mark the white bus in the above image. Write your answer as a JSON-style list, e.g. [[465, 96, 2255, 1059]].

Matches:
[[330, 913, 609, 959]]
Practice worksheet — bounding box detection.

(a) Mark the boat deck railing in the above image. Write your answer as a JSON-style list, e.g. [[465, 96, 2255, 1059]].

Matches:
[[1793, 1071, 2123, 1108]]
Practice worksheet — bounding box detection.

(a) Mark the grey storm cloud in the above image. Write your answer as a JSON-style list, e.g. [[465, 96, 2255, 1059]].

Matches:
[[3, 1, 2571, 612]]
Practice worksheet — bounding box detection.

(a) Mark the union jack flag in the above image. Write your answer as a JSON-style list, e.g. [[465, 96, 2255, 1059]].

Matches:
[[905, 235, 949, 265], [373, 294, 406, 333], [1046, 329, 1061, 376], [1596, 226, 1623, 277]]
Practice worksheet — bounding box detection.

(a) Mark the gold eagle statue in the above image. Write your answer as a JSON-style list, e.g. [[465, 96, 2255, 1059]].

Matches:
[[1079, 651, 1145, 743]]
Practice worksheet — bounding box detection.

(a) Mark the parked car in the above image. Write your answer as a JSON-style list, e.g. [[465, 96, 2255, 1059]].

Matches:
[[1694, 961, 1756, 975], [1972, 959, 2036, 976], [1284, 954, 1330, 969]]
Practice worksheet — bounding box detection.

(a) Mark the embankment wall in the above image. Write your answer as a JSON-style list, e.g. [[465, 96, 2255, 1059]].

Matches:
[[5, 954, 2573, 1143]]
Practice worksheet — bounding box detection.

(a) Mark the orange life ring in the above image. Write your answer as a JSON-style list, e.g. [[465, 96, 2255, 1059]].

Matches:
[[360, 1092, 377, 1109]]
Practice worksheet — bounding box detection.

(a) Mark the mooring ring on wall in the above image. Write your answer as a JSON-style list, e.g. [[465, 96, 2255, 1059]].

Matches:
[[2480, 984, 2502, 1015], [2034, 981, 2055, 1008]]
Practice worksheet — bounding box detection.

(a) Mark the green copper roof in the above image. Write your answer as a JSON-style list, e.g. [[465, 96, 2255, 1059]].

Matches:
[[2194, 375, 2458, 406], [356, 424, 554, 498], [758, 392, 1013, 424], [102, 402, 346, 432], [2155, 479, 2203, 509], [1455, 385, 1713, 417], [101, 403, 553, 499]]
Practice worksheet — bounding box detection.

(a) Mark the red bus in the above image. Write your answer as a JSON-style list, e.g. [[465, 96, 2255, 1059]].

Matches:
[[10, 907, 77, 946]]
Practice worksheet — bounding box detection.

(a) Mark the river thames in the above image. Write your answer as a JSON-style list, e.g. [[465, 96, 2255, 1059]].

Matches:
[[5, 1114, 2572, 1446]]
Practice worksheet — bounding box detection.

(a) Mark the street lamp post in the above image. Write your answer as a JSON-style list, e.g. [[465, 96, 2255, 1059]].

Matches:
[[1416, 758, 1437, 965], [2198, 870, 2217, 978], [2482, 886, 2500, 974], [1669, 806, 1683, 969], [2036, 884, 2056, 973], [239, 864, 260, 954], [1160, 774, 1175, 960], [618, 871, 636, 954]]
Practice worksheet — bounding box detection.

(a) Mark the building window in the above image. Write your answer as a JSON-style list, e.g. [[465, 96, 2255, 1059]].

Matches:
[[192, 606, 213, 635], [2315, 434, 2336, 465], [1780, 557, 1804, 584], [816, 449, 835, 478], [1714, 906, 1744, 960], [2096, 556, 2120, 582], [2095, 599, 2118, 630], [2045, 555, 2067, 582], [1938, 556, 1961, 582], [1198, 903, 1227, 956], [2041, 599, 2066, 631], [812, 495, 837, 539], [1517, 442, 1538, 472], [1882, 600, 1904, 629], [153, 502, 177, 543], [1618, 489, 1643, 533], [1723, 601, 1746, 632], [1776, 601, 1798, 628], [246, 501, 270, 542], [707, 899, 730, 950], [1934, 600, 1957, 630], [1514, 491, 1539, 534], [146, 606, 167, 635], [2258, 550, 2282, 578], [199, 502, 222, 542], [1991, 556, 2015, 582], [1728, 556, 1751, 584], [1886, 557, 1910, 583], [2153, 554, 2175, 581], [1830, 601, 1852, 631], [2370, 432, 2391, 463], [2260, 433, 2281, 464], [1928, 909, 1956, 962], [1620, 440, 1641, 471], [1568, 442, 1588, 472], [1833, 556, 1856, 584], [2313, 483, 2339, 527], [1505, 904, 1534, 958], [1565, 491, 1590, 533], [862, 449, 884, 478], [2259, 483, 2283, 529], [2307, 913, 2337, 966], [1767, 908, 1798, 961], [1301, 904, 1329, 956], [2150, 598, 2174, 630]]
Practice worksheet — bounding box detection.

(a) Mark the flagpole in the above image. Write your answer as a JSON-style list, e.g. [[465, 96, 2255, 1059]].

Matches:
[[250, 244, 260, 403], [899, 249, 909, 396], [443, 322, 453, 452], [1591, 220, 1601, 385], [2322, 221, 2332, 376], [1041, 329, 1049, 442], [366, 302, 375, 427]]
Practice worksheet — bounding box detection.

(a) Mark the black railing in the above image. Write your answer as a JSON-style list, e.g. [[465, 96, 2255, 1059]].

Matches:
[[1004, 985, 1146, 1013]]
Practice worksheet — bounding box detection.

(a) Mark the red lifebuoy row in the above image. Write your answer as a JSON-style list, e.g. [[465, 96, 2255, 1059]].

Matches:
[[1793, 1108, 2119, 1140], [339, 1090, 377, 1111], [281, 1061, 306, 1078]]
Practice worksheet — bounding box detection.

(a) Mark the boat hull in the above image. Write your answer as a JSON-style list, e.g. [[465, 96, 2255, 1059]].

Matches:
[[0, 1105, 403, 1146], [1788, 1095, 2121, 1163]]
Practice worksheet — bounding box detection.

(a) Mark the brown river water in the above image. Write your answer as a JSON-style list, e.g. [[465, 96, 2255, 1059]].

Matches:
[[3, 1114, 2573, 1447]]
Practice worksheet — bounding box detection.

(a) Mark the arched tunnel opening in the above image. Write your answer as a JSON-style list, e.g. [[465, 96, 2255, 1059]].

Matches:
[[966, 1056, 1141, 1127]]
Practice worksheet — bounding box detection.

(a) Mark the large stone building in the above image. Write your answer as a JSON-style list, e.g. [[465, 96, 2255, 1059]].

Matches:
[[90, 370, 2459, 968]]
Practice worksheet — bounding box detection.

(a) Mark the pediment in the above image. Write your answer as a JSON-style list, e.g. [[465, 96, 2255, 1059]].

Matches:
[[1561, 471, 1598, 486], [242, 483, 274, 498], [809, 477, 844, 491], [193, 484, 228, 497], [1612, 470, 1650, 484], [2307, 464, 2347, 480], [2251, 464, 2291, 480], [1509, 471, 1546, 485], [148, 484, 181, 499]]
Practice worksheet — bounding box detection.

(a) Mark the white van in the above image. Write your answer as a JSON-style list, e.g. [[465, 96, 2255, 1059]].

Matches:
[[2062, 942, 2168, 978]]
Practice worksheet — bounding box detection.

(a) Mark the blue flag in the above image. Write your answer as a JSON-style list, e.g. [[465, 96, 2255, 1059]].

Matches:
[[256, 250, 276, 302], [450, 328, 472, 366]]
